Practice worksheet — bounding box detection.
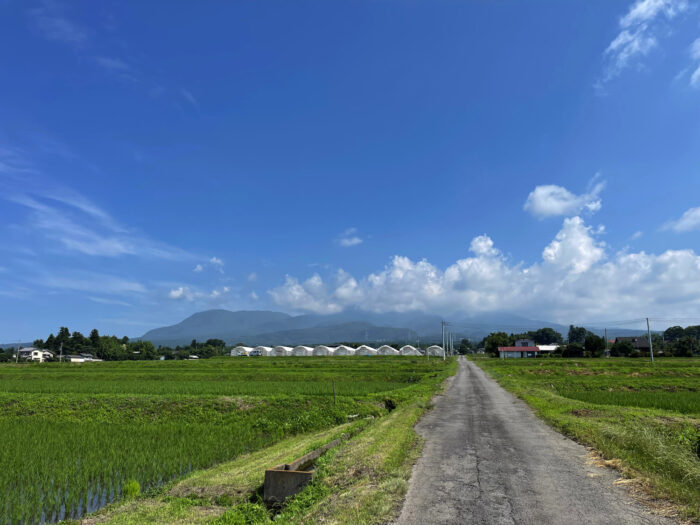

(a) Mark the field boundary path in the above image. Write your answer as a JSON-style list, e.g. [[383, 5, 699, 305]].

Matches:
[[395, 356, 677, 525]]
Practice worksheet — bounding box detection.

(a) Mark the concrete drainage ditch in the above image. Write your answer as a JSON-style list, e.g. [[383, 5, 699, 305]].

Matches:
[[263, 437, 342, 506]]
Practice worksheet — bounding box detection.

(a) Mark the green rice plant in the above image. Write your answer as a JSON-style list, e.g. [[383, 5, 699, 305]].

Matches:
[[0, 356, 454, 524]]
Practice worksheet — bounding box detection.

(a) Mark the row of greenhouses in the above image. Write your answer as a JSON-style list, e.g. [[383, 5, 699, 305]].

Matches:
[[230, 344, 445, 357]]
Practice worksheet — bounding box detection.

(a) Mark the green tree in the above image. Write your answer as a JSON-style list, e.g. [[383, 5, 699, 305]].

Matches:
[[89, 329, 100, 347], [483, 332, 513, 356], [529, 328, 564, 345], [45, 334, 56, 351], [458, 338, 474, 354], [584, 334, 606, 357], [562, 343, 584, 358], [610, 340, 634, 357], [672, 336, 697, 357], [663, 325, 685, 342], [567, 325, 587, 345]]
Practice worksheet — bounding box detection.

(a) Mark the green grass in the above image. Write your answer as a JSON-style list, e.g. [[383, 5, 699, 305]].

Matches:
[[471, 357, 700, 519], [0, 356, 453, 525]]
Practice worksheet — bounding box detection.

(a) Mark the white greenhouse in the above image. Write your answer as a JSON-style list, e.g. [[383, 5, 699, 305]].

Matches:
[[312, 345, 335, 356], [231, 346, 253, 357], [425, 345, 445, 357], [355, 345, 377, 356], [272, 345, 293, 356], [292, 345, 313, 356], [399, 345, 421, 356], [377, 345, 399, 355], [254, 346, 273, 356], [334, 345, 355, 356]]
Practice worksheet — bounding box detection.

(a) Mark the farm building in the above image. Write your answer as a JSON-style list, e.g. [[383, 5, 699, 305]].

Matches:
[[377, 345, 399, 355], [399, 345, 421, 356], [253, 346, 273, 356], [16, 347, 54, 362], [537, 345, 559, 354], [272, 346, 292, 356], [614, 336, 650, 351], [355, 345, 377, 356], [425, 345, 444, 357], [514, 338, 536, 347], [498, 346, 542, 358], [292, 345, 313, 356], [312, 345, 335, 356], [334, 345, 355, 355], [231, 346, 252, 357]]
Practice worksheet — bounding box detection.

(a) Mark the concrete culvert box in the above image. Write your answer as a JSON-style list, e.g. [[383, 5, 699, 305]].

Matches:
[[264, 438, 342, 505]]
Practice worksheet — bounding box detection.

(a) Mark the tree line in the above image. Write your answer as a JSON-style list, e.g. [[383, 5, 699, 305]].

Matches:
[[472, 324, 699, 358], [0, 327, 230, 362]]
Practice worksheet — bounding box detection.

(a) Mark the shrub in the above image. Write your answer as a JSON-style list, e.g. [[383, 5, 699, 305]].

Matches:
[[122, 479, 140, 499]]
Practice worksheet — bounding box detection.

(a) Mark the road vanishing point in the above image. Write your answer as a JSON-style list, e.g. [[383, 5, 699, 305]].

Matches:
[[395, 356, 676, 525]]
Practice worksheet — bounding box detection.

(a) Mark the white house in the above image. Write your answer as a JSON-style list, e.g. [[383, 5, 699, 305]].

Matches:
[[17, 347, 54, 362]]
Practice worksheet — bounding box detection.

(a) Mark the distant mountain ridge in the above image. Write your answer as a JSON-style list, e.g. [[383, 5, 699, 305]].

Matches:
[[137, 309, 648, 347]]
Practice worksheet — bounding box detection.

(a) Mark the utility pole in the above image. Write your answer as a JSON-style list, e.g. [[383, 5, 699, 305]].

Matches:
[[441, 321, 445, 361], [646, 318, 654, 363], [604, 328, 608, 357], [59, 342, 63, 363]]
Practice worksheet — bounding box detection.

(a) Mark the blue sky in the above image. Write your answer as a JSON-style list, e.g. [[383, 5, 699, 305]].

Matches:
[[2, 0, 700, 340]]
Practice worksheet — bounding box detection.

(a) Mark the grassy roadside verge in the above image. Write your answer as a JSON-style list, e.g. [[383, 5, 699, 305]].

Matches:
[[470, 357, 700, 521], [68, 358, 458, 525]]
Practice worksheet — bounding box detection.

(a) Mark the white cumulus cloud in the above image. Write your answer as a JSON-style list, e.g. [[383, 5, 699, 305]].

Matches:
[[268, 216, 700, 322], [524, 179, 605, 218]]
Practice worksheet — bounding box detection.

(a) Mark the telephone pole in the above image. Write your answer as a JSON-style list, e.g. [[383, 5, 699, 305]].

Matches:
[[604, 328, 608, 357], [646, 318, 654, 363]]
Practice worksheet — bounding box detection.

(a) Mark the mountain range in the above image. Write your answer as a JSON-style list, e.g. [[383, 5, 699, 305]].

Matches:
[[137, 309, 647, 347]]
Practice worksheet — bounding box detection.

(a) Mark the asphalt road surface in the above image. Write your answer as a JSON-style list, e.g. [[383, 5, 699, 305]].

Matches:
[[395, 356, 675, 525]]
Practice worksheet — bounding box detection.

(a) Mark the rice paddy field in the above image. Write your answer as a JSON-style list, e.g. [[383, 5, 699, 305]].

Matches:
[[472, 357, 700, 519], [0, 357, 453, 525]]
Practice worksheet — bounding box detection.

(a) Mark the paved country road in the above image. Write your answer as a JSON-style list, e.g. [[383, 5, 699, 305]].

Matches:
[[395, 356, 676, 525]]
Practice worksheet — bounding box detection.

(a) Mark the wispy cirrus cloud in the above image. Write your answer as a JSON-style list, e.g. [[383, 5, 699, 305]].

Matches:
[[337, 227, 363, 247], [168, 285, 231, 302], [598, 0, 689, 89], [689, 38, 700, 87], [662, 205, 700, 232], [27, 0, 88, 47], [0, 147, 193, 260]]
